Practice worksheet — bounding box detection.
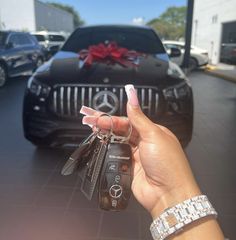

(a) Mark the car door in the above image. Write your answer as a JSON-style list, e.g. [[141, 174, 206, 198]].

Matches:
[[5, 33, 27, 76], [18, 33, 39, 72]]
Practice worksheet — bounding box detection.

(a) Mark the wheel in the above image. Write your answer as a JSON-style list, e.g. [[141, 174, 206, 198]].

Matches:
[[189, 58, 198, 71], [0, 63, 7, 87]]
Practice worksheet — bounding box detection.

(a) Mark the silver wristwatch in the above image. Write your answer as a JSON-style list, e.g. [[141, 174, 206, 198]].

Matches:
[[150, 195, 217, 240]]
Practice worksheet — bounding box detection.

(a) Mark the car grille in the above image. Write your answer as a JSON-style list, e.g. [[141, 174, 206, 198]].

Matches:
[[49, 84, 159, 118]]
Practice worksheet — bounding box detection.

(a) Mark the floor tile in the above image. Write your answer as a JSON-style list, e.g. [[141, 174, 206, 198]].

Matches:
[[140, 212, 153, 240], [47, 170, 79, 188], [33, 186, 74, 208], [100, 211, 140, 239], [60, 209, 102, 239]]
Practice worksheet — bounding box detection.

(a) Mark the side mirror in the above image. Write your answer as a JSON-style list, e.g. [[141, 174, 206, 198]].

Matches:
[[6, 42, 14, 49], [49, 45, 60, 55], [168, 47, 181, 58]]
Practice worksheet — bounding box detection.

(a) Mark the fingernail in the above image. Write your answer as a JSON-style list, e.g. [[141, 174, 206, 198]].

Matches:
[[80, 106, 96, 116], [125, 84, 139, 107], [82, 116, 97, 126]]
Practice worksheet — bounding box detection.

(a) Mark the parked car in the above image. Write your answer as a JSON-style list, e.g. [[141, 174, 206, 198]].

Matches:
[[31, 31, 66, 60], [220, 43, 236, 64], [23, 25, 193, 148], [0, 31, 44, 87], [163, 40, 209, 70]]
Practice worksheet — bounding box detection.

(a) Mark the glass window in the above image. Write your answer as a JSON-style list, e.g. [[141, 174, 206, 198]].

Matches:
[[18, 34, 33, 45], [8, 34, 21, 47], [33, 34, 46, 42], [229, 32, 236, 43], [49, 35, 65, 42], [0, 32, 7, 46], [62, 29, 92, 52], [63, 27, 166, 54]]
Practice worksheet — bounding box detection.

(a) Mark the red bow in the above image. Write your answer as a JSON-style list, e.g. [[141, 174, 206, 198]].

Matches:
[[78, 42, 143, 67]]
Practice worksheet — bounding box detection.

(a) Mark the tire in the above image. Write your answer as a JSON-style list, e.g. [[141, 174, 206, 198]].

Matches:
[[0, 63, 7, 87], [189, 58, 198, 71]]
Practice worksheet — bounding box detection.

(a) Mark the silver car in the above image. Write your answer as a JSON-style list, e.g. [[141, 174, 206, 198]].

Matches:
[[163, 40, 209, 70]]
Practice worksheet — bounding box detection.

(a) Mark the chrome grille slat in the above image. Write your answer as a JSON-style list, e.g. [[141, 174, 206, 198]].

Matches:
[[155, 93, 159, 114], [148, 89, 152, 116], [88, 87, 92, 107], [141, 88, 145, 109], [51, 85, 159, 118], [67, 87, 71, 116], [119, 88, 123, 115], [53, 91, 57, 113], [74, 87, 78, 117], [60, 87, 64, 115], [81, 87, 85, 107]]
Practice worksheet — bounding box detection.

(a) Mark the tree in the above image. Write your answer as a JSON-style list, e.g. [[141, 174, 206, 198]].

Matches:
[[48, 2, 84, 29], [147, 6, 186, 40]]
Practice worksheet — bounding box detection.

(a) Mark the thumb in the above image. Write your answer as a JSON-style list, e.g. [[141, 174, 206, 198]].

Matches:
[[125, 84, 155, 138]]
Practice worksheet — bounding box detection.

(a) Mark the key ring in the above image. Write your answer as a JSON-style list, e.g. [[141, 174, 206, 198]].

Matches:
[[95, 113, 114, 139], [110, 116, 133, 143], [94, 114, 132, 143]]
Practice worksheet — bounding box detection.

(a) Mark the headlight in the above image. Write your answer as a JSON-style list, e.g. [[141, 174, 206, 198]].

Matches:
[[163, 82, 190, 100], [167, 61, 186, 79], [27, 76, 51, 97]]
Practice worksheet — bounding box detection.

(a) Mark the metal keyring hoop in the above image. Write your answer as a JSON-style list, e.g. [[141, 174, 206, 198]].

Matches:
[[95, 113, 114, 139]]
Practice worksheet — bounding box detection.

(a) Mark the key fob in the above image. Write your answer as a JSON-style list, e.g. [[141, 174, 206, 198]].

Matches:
[[98, 142, 133, 211]]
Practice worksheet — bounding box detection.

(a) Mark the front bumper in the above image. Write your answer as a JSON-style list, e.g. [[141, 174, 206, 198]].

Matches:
[[23, 111, 193, 148], [23, 83, 193, 148], [197, 55, 209, 67]]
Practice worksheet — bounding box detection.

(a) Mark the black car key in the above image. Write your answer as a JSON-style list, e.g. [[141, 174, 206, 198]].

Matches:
[[61, 132, 97, 176], [80, 135, 110, 200], [98, 140, 133, 211]]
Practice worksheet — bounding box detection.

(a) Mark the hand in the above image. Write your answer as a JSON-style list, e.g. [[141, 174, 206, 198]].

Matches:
[[80, 85, 201, 218]]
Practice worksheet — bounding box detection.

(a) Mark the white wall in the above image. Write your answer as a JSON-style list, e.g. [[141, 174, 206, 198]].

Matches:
[[192, 0, 236, 64], [0, 0, 36, 31], [34, 0, 73, 33]]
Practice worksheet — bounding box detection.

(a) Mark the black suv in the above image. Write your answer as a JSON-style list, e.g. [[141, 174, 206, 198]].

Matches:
[[23, 25, 193, 148], [0, 31, 44, 87]]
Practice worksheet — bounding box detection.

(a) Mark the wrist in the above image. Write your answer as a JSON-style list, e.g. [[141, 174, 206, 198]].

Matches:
[[150, 182, 202, 219]]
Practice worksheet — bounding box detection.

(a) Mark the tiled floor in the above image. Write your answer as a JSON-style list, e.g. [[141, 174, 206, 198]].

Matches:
[[0, 72, 235, 239]]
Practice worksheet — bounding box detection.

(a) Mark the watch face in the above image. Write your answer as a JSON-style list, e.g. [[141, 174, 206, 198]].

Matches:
[[165, 213, 178, 227]]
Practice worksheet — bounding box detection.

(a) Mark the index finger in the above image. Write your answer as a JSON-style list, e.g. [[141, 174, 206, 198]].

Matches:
[[82, 115, 131, 136]]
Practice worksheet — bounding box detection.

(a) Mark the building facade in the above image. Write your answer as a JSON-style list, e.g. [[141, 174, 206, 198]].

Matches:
[[192, 0, 236, 64], [0, 0, 74, 33]]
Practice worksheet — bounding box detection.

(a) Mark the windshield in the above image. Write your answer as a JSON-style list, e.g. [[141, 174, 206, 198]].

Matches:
[[0, 32, 7, 46], [62, 27, 166, 54]]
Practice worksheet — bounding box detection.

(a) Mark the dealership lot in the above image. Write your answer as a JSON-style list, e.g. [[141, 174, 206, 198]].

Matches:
[[0, 72, 235, 239]]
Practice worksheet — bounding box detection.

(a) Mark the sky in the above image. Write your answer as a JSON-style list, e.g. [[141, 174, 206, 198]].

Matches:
[[45, 0, 187, 25]]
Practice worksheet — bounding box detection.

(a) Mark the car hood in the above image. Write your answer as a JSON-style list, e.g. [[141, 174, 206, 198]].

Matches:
[[37, 51, 170, 85]]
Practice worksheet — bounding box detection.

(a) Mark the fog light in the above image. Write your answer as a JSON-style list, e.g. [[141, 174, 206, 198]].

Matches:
[[33, 105, 40, 111]]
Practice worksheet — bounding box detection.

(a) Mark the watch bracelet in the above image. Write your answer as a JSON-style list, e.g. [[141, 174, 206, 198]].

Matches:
[[150, 195, 217, 240]]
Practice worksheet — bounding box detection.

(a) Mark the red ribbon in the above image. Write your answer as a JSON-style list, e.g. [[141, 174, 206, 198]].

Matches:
[[78, 42, 143, 68]]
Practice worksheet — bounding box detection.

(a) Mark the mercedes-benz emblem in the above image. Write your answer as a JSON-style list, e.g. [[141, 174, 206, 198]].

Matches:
[[109, 184, 123, 199], [93, 91, 119, 115]]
